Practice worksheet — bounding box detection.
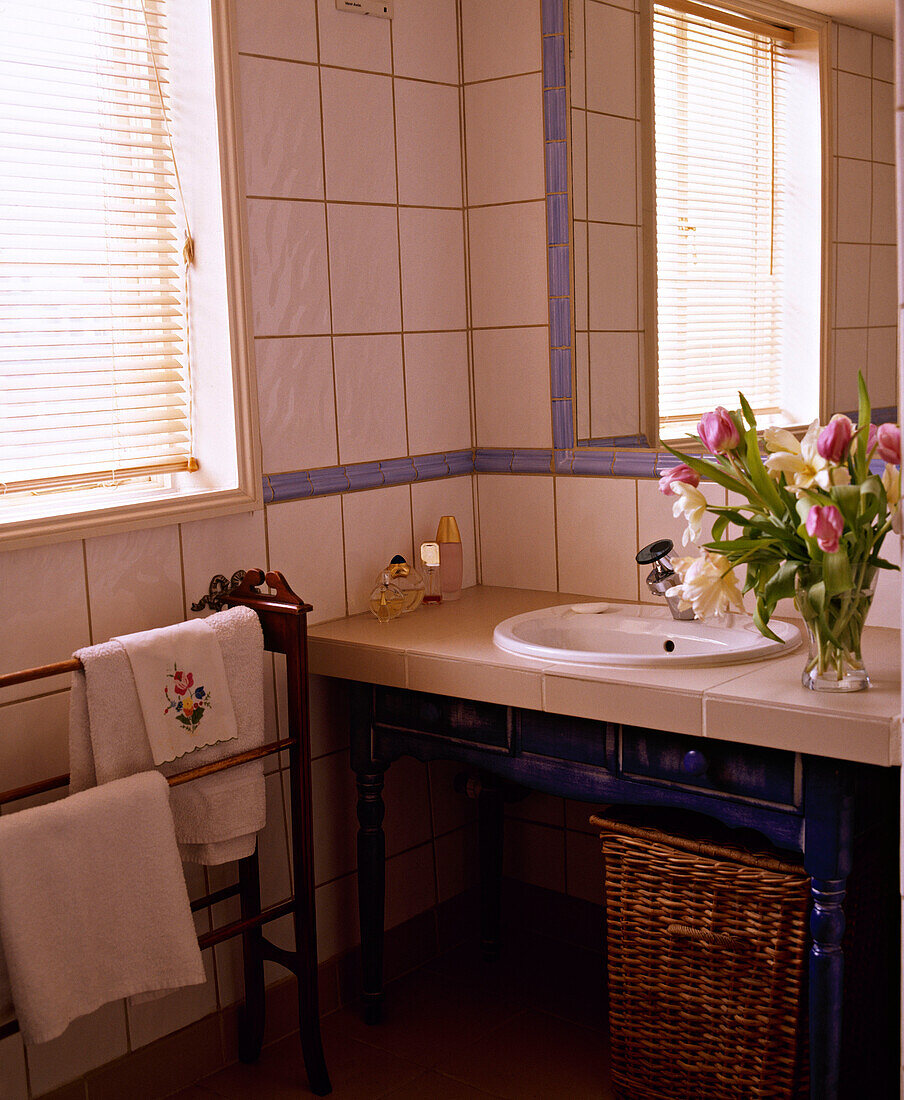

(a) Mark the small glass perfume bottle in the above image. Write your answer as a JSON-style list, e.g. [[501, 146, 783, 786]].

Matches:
[[387, 555, 425, 613], [420, 542, 442, 604], [368, 571, 404, 623], [435, 516, 462, 601]]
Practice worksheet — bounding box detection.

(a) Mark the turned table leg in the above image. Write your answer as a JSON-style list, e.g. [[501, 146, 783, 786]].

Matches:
[[478, 773, 504, 960], [356, 768, 386, 1025]]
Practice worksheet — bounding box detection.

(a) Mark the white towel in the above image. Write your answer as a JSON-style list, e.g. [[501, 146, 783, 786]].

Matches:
[[69, 605, 267, 865], [0, 772, 206, 1045], [115, 617, 238, 766]]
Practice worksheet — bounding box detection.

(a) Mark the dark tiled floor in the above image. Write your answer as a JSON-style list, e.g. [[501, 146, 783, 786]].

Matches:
[[173, 935, 615, 1099]]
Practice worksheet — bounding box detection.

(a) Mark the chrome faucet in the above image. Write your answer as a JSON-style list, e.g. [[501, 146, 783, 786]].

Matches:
[[635, 540, 695, 621]]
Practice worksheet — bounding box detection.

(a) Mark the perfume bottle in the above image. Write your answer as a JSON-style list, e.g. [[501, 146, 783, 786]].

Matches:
[[420, 542, 442, 604], [435, 515, 462, 601], [368, 571, 404, 623], [387, 555, 425, 613]]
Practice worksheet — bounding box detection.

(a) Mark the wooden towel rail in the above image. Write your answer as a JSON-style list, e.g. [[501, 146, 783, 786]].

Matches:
[[0, 569, 331, 1096]]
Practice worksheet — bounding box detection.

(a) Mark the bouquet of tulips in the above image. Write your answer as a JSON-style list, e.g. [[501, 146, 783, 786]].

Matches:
[[658, 376, 900, 688]]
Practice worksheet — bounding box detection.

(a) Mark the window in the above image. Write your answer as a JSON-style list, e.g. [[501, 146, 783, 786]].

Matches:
[[648, 0, 826, 441], [0, 0, 260, 548]]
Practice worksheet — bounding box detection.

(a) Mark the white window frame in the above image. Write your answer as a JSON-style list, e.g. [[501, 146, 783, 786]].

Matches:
[[639, 0, 834, 446], [0, 1, 261, 551]]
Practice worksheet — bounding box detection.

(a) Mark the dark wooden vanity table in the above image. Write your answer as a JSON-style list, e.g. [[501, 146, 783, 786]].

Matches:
[[308, 586, 901, 1100]]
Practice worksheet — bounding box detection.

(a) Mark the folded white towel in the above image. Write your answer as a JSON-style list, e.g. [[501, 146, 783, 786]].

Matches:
[[115, 617, 238, 766], [0, 772, 206, 1045], [69, 605, 267, 865]]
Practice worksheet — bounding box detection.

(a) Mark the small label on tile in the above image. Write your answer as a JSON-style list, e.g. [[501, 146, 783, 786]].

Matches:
[[335, 0, 393, 17]]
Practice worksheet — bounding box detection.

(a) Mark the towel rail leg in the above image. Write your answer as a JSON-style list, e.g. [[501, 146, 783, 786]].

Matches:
[[236, 850, 267, 1063]]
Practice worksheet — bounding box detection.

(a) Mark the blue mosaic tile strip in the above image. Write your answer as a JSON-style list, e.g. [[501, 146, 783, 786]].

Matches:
[[410, 452, 447, 480], [571, 449, 616, 475], [552, 399, 575, 449], [554, 449, 574, 473], [543, 88, 567, 141], [613, 450, 659, 478], [380, 456, 416, 486], [542, 35, 566, 89], [545, 141, 568, 194], [546, 194, 568, 244], [542, 0, 564, 35], [268, 469, 315, 503], [550, 349, 572, 400], [262, 476, 275, 504], [549, 297, 571, 347], [548, 245, 570, 296], [577, 433, 651, 449], [474, 449, 515, 473], [344, 461, 383, 492], [511, 448, 554, 474], [445, 449, 475, 477], [308, 466, 351, 496]]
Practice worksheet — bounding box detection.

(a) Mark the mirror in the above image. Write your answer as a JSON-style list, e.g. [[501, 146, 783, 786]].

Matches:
[[566, 0, 898, 449]]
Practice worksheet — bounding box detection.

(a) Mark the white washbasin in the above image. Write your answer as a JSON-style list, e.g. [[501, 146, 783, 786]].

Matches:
[[493, 604, 801, 668]]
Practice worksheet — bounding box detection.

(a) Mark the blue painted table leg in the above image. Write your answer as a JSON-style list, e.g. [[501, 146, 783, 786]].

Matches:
[[356, 769, 385, 1025]]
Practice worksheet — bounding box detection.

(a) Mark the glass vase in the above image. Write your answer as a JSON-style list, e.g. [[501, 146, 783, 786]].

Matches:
[[794, 564, 877, 692]]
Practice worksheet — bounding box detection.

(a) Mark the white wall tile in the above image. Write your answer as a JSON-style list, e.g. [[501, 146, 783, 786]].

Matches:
[[570, 0, 586, 107], [334, 334, 407, 465], [385, 842, 436, 928], [585, 2, 636, 118], [327, 204, 402, 334], [233, 0, 318, 62], [575, 332, 590, 439], [316, 0, 391, 72], [434, 824, 479, 903], [404, 332, 472, 455], [383, 755, 433, 857], [180, 510, 269, 612], [461, 0, 541, 83], [556, 475, 639, 600], [0, 692, 69, 800], [0, 541, 90, 703], [308, 673, 351, 759], [834, 243, 872, 328], [836, 157, 872, 243], [321, 68, 397, 204], [85, 525, 184, 641], [477, 475, 557, 590], [247, 199, 330, 336], [258, 771, 292, 906], [468, 202, 549, 328], [395, 80, 462, 208], [256, 336, 338, 473], [587, 112, 636, 224], [266, 495, 347, 624], [872, 77, 895, 163], [428, 759, 477, 835], [25, 1000, 127, 1096], [872, 35, 893, 82], [573, 219, 588, 330], [342, 484, 414, 614], [473, 326, 552, 448], [239, 57, 323, 199], [871, 162, 896, 245], [869, 244, 897, 326], [588, 332, 641, 439], [833, 328, 869, 411], [411, 476, 478, 589], [399, 208, 468, 331], [837, 24, 872, 75], [127, 950, 217, 1049], [312, 748, 358, 883], [588, 222, 638, 330], [571, 110, 588, 221], [392, 0, 460, 84], [315, 872, 360, 962], [464, 74, 545, 206], [836, 71, 872, 159], [867, 326, 898, 407], [869, 531, 901, 629]]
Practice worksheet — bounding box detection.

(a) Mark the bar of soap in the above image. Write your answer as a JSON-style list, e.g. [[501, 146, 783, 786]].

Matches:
[[569, 602, 610, 614]]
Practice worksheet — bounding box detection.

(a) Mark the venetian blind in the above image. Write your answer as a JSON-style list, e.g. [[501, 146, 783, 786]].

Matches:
[[0, 0, 194, 496], [653, 0, 792, 436]]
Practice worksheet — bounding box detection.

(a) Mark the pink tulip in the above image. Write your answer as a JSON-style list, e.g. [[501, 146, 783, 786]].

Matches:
[[867, 423, 879, 454], [697, 407, 740, 454], [806, 504, 844, 554], [659, 463, 701, 496], [817, 415, 853, 463], [876, 423, 901, 465]]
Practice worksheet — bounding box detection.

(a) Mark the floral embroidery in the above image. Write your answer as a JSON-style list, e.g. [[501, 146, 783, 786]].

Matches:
[[164, 665, 212, 730]]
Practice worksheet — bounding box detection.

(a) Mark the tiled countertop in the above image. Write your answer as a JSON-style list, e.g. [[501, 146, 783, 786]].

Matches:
[[307, 585, 902, 768]]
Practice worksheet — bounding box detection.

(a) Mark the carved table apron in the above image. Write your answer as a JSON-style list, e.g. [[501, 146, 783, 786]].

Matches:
[[347, 680, 898, 1100]]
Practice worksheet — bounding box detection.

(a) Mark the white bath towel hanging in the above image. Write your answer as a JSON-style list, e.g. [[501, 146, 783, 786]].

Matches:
[[69, 605, 267, 865], [0, 772, 206, 1045]]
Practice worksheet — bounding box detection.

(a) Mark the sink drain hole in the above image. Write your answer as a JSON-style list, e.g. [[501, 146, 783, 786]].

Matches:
[[663, 639, 676, 653]]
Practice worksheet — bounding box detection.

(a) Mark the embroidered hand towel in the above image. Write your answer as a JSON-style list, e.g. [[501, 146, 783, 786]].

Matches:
[[69, 605, 266, 864], [0, 772, 206, 1045], [115, 617, 238, 766]]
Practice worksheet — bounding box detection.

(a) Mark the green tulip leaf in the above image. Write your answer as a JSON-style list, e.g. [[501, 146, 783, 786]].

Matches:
[[823, 549, 853, 597], [738, 391, 757, 429]]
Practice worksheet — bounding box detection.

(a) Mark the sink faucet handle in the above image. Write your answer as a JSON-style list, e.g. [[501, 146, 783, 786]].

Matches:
[[635, 539, 674, 567]]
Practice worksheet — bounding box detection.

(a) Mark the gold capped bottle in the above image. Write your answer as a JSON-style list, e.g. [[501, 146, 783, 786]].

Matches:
[[387, 555, 425, 613], [435, 516, 462, 601], [368, 571, 404, 623]]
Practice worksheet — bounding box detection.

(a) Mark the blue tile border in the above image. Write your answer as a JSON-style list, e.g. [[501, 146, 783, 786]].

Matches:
[[511, 448, 554, 474]]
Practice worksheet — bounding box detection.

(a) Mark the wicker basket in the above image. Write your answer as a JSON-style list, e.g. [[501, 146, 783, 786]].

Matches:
[[592, 815, 810, 1100]]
